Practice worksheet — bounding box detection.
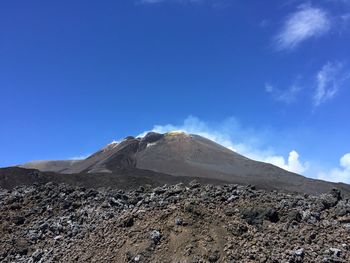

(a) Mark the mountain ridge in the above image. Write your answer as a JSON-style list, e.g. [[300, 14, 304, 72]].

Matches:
[[10, 131, 350, 195]]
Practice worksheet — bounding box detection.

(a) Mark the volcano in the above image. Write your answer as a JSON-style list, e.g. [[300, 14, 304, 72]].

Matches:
[[10, 131, 350, 195]]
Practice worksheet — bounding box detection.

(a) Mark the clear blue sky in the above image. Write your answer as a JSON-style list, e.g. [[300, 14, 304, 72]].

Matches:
[[1, 1, 350, 182]]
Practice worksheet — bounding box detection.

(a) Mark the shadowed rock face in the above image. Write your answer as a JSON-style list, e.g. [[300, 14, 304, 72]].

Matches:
[[138, 132, 164, 151], [15, 132, 350, 195], [105, 138, 139, 170]]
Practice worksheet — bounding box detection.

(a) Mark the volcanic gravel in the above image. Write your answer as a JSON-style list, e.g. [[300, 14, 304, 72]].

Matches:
[[1, 182, 350, 262]]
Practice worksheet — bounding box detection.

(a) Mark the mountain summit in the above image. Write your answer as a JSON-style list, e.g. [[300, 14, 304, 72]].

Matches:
[[18, 132, 350, 195]]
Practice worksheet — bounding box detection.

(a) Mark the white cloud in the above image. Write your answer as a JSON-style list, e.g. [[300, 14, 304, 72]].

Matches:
[[139, 116, 308, 174], [317, 153, 350, 183], [265, 83, 302, 104], [275, 5, 331, 50], [262, 151, 308, 174], [313, 61, 350, 107], [341, 153, 350, 168], [139, 116, 239, 151]]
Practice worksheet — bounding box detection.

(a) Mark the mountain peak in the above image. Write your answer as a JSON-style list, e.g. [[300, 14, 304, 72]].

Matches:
[[15, 132, 350, 195]]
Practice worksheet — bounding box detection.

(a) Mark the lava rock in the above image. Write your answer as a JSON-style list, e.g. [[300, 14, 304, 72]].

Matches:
[[295, 248, 304, 256], [119, 215, 134, 228], [288, 210, 302, 222], [13, 216, 26, 225], [175, 218, 183, 226], [150, 230, 161, 244]]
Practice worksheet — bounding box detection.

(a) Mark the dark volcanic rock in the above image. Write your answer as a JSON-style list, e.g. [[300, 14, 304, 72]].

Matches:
[[150, 230, 162, 244], [139, 132, 164, 151], [1, 183, 350, 262], [105, 139, 140, 169], [241, 206, 279, 225]]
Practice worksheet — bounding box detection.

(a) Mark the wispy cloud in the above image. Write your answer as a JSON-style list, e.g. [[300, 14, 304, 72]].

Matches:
[[275, 5, 331, 51], [266, 62, 349, 107], [139, 116, 308, 175], [265, 82, 302, 104], [313, 61, 350, 107], [317, 153, 350, 183]]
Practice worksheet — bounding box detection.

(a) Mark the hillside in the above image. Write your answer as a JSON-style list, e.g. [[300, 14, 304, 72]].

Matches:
[[18, 132, 350, 195]]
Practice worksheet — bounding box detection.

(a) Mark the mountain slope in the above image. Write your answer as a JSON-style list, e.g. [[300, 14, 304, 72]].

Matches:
[[20, 160, 81, 173], [134, 133, 350, 194], [18, 132, 350, 195]]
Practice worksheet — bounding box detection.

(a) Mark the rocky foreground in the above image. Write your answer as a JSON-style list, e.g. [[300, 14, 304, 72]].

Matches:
[[1, 182, 350, 263]]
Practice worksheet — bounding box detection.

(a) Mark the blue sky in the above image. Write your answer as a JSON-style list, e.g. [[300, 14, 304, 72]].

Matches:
[[1, 0, 350, 182]]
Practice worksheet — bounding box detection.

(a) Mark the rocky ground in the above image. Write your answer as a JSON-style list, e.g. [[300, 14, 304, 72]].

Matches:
[[1, 182, 350, 263]]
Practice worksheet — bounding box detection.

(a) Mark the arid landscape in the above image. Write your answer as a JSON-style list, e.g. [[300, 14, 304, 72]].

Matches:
[[1, 180, 350, 262], [2, 1, 350, 262], [12, 132, 350, 195], [1, 132, 350, 262]]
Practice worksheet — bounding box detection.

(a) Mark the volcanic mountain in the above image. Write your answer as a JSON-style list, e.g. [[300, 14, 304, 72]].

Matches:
[[14, 131, 350, 195]]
